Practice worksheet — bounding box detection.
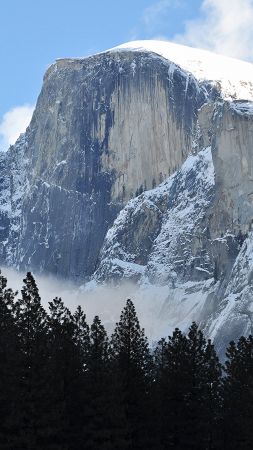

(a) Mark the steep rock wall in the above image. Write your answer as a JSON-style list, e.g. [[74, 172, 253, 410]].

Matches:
[[210, 102, 253, 238], [0, 50, 204, 278], [1, 43, 253, 350]]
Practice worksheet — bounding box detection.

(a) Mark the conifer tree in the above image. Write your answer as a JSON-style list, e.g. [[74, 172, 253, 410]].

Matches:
[[0, 271, 20, 448], [223, 336, 253, 450], [154, 324, 221, 450], [110, 299, 152, 449], [47, 297, 76, 449], [89, 315, 108, 377], [151, 338, 168, 450], [155, 328, 190, 449], [72, 305, 90, 366], [70, 306, 90, 450], [184, 322, 208, 449], [183, 323, 221, 449], [15, 272, 49, 449], [84, 315, 111, 450], [202, 339, 222, 449]]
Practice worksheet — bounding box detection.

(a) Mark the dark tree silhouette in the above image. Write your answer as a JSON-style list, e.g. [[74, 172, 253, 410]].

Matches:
[[0, 271, 251, 450], [223, 336, 253, 450], [110, 299, 152, 449]]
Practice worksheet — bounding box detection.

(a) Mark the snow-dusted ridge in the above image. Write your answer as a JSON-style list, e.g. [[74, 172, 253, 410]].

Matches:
[[95, 146, 215, 284], [49, 40, 253, 102], [110, 40, 253, 101]]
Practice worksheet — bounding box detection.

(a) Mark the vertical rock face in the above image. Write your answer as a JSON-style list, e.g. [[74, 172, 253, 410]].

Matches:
[[210, 102, 253, 237], [101, 56, 202, 200], [1, 40, 253, 350], [0, 48, 204, 279]]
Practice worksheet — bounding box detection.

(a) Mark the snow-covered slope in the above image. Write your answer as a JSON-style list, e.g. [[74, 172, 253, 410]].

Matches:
[[111, 40, 253, 101], [92, 142, 248, 356], [95, 147, 215, 284]]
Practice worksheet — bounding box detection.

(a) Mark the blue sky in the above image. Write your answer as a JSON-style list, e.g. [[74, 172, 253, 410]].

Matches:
[[1, 0, 253, 151]]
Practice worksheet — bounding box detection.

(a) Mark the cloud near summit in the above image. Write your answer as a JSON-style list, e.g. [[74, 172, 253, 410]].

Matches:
[[175, 0, 253, 61], [142, 0, 181, 33], [0, 104, 34, 152], [138, 0, 253, 62]]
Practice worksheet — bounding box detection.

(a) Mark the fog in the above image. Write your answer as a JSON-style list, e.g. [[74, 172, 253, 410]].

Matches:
[[1, 267, 172, 341], [1, 267, 207, 342]]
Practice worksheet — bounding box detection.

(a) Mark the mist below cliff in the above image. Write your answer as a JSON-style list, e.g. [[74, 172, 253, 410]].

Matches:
[[1, 266, 213, 343]]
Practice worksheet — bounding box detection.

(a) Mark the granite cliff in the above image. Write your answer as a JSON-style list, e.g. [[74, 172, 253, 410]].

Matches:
[[1, 40, 253, 350]]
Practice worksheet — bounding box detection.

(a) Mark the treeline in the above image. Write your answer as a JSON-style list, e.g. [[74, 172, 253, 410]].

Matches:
[[0, 272, 253, 449]]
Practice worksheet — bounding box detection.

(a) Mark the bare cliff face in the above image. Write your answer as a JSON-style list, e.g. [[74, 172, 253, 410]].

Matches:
[[0, 47, 205, 279], [210, 102, 253, 237], [1, 40, 253, 351]]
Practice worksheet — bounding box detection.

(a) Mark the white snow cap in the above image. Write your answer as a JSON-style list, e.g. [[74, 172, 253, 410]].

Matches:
[[110, 40, 253, 101]]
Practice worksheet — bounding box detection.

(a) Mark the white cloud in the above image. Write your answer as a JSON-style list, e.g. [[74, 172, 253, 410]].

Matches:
[[141, 0, 182, 35], [0, 104, 34, 152], [174, 0, 253, 61], [142, 0, 172, 32]]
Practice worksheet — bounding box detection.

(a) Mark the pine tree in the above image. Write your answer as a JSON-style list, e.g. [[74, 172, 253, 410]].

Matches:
[[15, 272, 50, 449], [110, 299, 152, 449], [89, 315, 108, 378], [154, 324, 221, 450], [202, 339, 222, 449], [47, 297, 76, 449], [154, 328, 190, 449], [182, 323, 221, 449], [184, 322, 208, 449], [72, 305, 90, 373], [223, 336, 253, 450], [84, 315, 112, 449], [0, 271, 20, 448], [70, 306, 90, 450], [151, 338, 168, 450]]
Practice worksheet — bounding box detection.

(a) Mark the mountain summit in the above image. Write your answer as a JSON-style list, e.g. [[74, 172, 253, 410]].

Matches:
[[111, 40, 253, 101]]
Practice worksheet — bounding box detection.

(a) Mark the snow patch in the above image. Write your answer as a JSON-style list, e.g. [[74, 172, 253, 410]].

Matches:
[[95, 146, 215, 286], [110, 40, 253, 101]]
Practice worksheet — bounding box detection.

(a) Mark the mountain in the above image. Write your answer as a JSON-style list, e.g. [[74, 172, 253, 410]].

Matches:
[[1, 40, 253, 351]]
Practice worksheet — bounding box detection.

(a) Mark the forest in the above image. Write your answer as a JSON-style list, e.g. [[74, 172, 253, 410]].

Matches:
[[0, 270, 252, 450]]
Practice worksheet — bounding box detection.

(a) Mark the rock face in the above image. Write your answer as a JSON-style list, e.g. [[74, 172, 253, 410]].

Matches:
[[94, 147, 215, 284], [1, 40, 253, 350], [0, 46, 205, 279]]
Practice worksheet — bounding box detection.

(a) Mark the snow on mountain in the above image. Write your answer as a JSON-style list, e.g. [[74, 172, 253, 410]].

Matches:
[[111, 40, 253, 101], [95, 146, 215, 285], [91, 146, 218, 343], [200, 229, 253, 355], [1, 40, 253, 352]]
